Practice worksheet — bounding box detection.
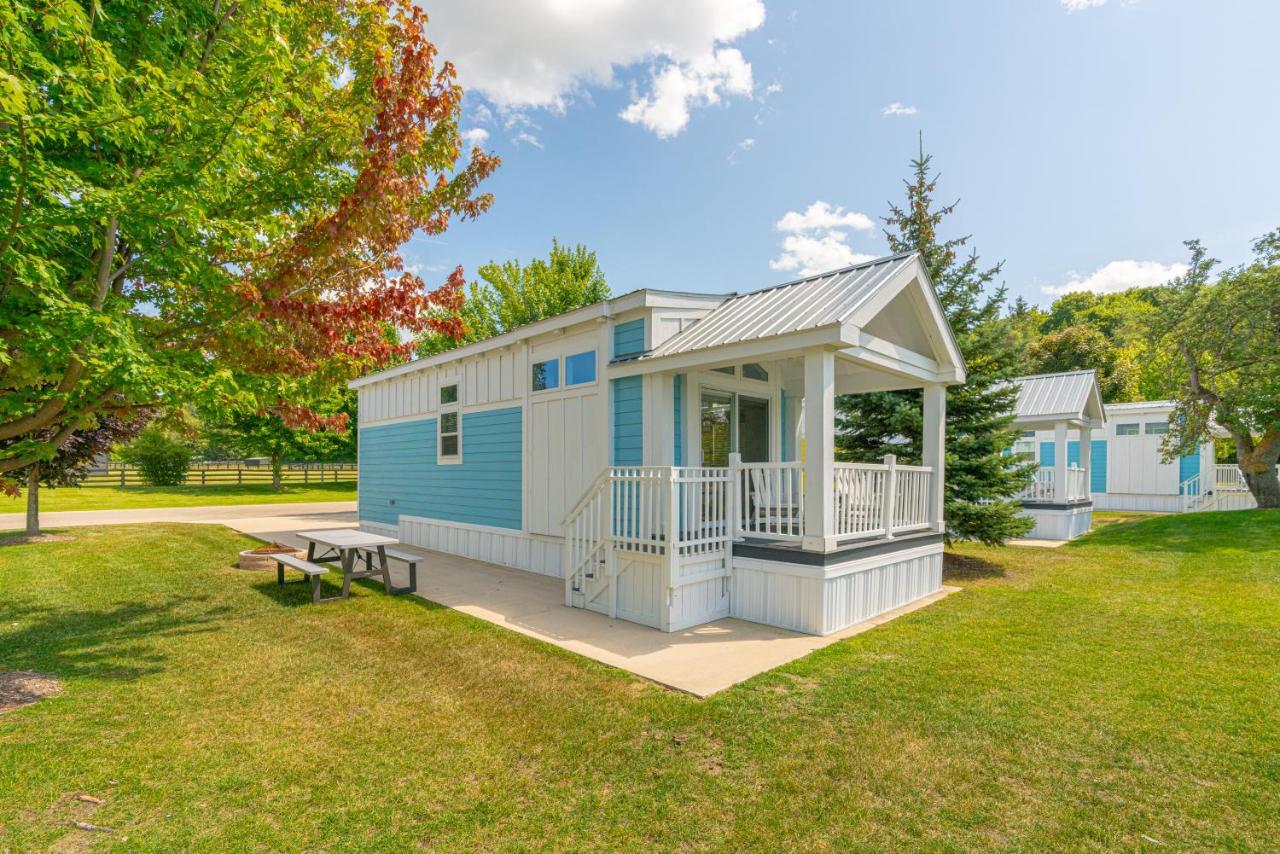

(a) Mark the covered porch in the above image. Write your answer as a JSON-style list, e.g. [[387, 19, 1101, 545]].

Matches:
[[569, 253, 966, 633]]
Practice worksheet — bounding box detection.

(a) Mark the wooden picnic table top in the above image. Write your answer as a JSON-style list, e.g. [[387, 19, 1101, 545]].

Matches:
[[296, 529, 398, 550]]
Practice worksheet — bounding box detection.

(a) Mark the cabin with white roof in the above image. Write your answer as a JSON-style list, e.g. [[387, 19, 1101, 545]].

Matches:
[[350, 252, 966, 635], [1008, 370, 1106, 540]]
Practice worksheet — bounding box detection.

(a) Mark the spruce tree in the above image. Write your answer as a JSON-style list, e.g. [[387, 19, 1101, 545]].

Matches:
[[836, 140, 1034, 544]]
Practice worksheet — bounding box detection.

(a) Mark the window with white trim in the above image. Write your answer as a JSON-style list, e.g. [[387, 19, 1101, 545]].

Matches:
[[439, 410, 460, 462], [565, 350, 597, 385], [1145, 421, 1169, 435], [440, 383, 458, 405], [532, 359, 560, 392], [1116, 423, 1140, 436]]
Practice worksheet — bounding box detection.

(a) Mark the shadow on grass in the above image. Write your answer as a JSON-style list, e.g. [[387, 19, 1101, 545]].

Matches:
[[1071, 508, 1280, 555], [250, 571, 449, 613], [943, 552, 1006, 580], [0, 596, 231, 682]]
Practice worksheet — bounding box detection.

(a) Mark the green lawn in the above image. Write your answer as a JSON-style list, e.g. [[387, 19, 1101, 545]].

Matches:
[[2, 512, 1278, 849], [2, 481, 355, 513]]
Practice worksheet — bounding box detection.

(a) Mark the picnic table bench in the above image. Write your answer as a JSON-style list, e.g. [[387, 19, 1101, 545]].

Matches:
[[273, 553, 332, 604], [292, 530, 419, 601]]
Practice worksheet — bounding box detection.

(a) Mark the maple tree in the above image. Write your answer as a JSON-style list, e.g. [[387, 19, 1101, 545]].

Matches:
[[0, 0, 498, 490]]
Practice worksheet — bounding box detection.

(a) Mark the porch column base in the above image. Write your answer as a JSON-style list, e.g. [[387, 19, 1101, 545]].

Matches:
[[802, 535, 841, 552]]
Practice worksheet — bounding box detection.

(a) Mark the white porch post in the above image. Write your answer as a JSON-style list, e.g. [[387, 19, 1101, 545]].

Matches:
[[923, 383, 946, 532], [1053, 421, 1069, 503], [802, 348, 836, 551], [1079, 425, 1093, 498]]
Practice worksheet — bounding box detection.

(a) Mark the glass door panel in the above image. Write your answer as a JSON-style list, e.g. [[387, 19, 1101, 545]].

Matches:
[[737, 395, 770, 463], [700, 391, 733, 467]]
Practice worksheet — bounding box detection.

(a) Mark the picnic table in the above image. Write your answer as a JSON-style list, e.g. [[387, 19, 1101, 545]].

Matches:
[[295, 529, 416, 599]]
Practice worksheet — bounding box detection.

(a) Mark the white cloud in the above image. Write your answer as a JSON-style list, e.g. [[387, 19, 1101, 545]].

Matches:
[[727, 137, 755, 164], [513, 130, 543, 149], [881, 101, 917, 117], [421, 0, 765, 138], [459, 127, 489, 146], [1041, 259, 1188, 295], [776, 201, 875, 234], [770, 201, 878, 275], [620, 48, 753, 138], [1061, 0, 1108, 10], [762, 82, 783, 96]]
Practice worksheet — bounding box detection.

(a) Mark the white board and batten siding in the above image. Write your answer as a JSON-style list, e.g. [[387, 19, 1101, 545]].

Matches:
[[358, 347, 525, 426]]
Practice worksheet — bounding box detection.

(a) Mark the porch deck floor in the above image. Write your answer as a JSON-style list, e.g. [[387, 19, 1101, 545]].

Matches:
[[279, 541, 956, 697]]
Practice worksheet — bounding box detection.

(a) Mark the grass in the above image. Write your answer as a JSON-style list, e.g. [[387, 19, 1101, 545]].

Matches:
[[1, 511, 1278, 849], [2, 480, 355, 513]]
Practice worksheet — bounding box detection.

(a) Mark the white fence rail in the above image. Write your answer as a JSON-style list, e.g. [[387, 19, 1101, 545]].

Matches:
[[736, 461, 804, 540], [1065, 467, 1089, 501], [1018, 466, 1088, 503], [1019, 468, 1055, 502]]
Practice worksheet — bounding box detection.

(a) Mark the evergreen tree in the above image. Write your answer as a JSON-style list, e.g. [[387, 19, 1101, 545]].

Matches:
[[836, 140, 1034, 544]]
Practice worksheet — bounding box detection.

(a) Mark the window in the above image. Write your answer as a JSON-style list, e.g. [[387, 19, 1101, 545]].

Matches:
[[1014, 440, 1036, 460], [1116, 423, 1140, 436], [532, 359, 560, 392], [742, 363, 769, 382], [1020, 430, 1036, 438], [565, 350, 597, 385], [1145, 421, 1169, 435], [712, 366, 735, 376], [439, 410, 460, 461], [440, 383, 458, 405]]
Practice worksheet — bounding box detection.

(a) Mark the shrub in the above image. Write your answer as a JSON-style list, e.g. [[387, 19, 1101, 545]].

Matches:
[[118, 427, 193, 486]]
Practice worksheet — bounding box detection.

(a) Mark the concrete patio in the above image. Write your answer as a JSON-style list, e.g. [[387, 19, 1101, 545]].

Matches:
[[269, 528, 957, 697]]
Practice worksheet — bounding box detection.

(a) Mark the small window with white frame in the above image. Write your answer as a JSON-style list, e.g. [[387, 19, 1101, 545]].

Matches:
[[1145, 421, 1169, 435], [564, 350, 597, 386], [532, 359, 560, 392], [440, 383, 458, 406], [1116, 423, 1140, 436], [438, 409, 460, 463]]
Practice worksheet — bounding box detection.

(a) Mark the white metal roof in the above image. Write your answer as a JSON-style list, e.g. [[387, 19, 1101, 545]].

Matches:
[[1009, 370, 1107, 426], [649, 253, 918, 358]]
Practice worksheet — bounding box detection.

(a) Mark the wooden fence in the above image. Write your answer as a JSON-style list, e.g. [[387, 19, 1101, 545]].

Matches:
[[81, 462, 357, 487]]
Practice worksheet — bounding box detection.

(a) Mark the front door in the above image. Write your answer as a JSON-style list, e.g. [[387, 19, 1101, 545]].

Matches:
[[700, 390, 769, 465]]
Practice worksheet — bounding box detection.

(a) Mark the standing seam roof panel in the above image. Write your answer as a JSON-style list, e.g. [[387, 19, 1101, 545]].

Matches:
[[650, 254, 915, 358]]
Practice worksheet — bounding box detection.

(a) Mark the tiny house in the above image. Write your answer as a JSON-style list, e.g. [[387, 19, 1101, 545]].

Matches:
[[1020, 399, 1256, 513], [1008, 370, 1107, 540], [350, 252, 967, 635]]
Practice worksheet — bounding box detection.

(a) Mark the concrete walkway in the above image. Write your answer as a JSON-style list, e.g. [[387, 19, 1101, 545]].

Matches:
[[5, 501, 957, 697], [0, 501, 357, 539]]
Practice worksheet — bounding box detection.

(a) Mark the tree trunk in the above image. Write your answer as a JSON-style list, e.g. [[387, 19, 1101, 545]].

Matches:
[[271, 452, 282, 490], [25, 465, 39, 537], [1238, 440, 1280, 510]]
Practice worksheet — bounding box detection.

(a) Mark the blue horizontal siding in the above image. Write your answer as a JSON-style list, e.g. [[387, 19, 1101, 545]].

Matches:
[[612, 376, 643, 465], [613, 318, 645, 358], [359, 407, 522, 529], [1066, 439, 1108, 493]]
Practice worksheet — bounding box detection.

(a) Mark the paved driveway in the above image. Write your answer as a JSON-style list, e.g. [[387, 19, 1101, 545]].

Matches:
[[0, 501, 357, 541]]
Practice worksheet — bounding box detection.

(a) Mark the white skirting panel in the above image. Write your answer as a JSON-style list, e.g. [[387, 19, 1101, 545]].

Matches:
[[1020, 505, 1092, 540], [1093, 493, 1182, 512], [378, 515, 563, 577], [732, 543, 944, 636]]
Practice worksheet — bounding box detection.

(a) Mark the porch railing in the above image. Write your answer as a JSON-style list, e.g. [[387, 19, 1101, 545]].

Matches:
[[734, 455, 933, 543], [1018, 466, 1089, 503]]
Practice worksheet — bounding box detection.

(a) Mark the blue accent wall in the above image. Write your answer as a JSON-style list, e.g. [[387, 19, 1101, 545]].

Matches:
[[358, 407, 522, 529], [672, 374, 685, 466], [1179, 450, 1201, 493], [1039, 441, 1055, 468], [612, 376, 643, 465], [1067, 439, 1109, 493], [613, 319, 645, 358]]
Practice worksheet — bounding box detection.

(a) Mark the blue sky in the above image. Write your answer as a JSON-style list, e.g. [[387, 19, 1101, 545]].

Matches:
[[406, 0, 1280, 307]]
